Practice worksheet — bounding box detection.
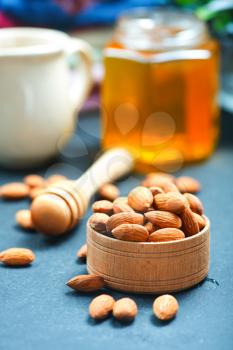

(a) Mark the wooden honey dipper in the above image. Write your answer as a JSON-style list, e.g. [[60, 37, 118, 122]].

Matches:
[[31, 148, 134, 236]]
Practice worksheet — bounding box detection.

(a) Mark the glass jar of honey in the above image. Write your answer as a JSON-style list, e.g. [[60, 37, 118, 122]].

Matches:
[[101, 9, 219, 172]]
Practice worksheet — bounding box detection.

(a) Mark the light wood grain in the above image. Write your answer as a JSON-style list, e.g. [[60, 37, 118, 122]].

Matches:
[[87, 217, 210, 293]]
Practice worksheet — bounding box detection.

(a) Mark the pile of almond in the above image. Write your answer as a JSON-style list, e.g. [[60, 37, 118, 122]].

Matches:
[[89, 173, 205, 243]]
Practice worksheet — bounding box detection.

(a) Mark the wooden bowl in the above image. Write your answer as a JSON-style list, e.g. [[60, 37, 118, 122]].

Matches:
[[87, 217, 210, 294]]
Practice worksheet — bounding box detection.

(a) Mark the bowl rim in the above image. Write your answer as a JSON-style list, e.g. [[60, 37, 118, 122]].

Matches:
[[87, 215, 210, 247]]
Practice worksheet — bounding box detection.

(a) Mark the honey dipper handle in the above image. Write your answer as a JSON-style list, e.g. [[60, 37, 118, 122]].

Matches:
[[74, 148, 134, 202]]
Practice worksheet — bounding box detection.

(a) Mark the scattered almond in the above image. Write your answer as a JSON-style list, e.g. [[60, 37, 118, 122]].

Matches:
[[148, 228, 185, 242], [15, 209, 34, 230], [176, 176, 201, 193], [145, 211, 182, 229], [0, 182, 29, 199], [154, 192, 188, 214], [184, 193, 204, 215], [112, 224, 149, 242], [106, 212, 144, 232], [181, 207, 199, 236], [113, 298, 138, 321], [66, 274, 105, 292], [89, 213, 109, 233], [77, 244, 87, 260], [46, 174, 68, 185], [153, 295, 179, 321], [24, 174, 45, 188], [99, 183, 119, 201], [92, 200, 113, 215], [128, 186, 153, 212], [89, 294, 115, 320], [0, 248, 35, 266], [29, 187, 44, 200]]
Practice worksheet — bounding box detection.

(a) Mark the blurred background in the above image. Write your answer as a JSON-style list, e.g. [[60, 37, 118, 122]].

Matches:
[[0, 0, 232, 114]]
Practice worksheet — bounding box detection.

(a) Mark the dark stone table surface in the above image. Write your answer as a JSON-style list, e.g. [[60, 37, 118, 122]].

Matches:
[[0, 111, 233, 350]]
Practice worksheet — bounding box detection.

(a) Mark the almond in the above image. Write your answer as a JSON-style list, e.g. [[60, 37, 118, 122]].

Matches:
[[153, 295, 179, 321], [193, 213, 206, 230], [144, 222, 158, 234], [66, 274, 105, 292], [92, 200, 113, 215], [0, 248, 35, 266], [142, 177, 179, 193], [176, 176, 201, 193], [113, 298, 138, 321], [149, 186, 164, 196], [154, 192, 188, 214], [89, 213, 109, 233], [145, 211, 182, 229], [77, 243, 87, 260], [184, 193, 204, 215], [181, 207, 199, 236], [161, 181, 180, 193], [148, 228, 185, 242], [89, 294, 115, 320], [15, 209, 34, 230], [113, 201, 134, 214], [29, 187, 44, 200], [147, 172, 175, 182], [24, 174, 45, 188], [0, 182, 29, 199], [46, 174, 67, 185], [112, 224, 149, 242], [113, 197, 128, 205], [128, 186, 153, 212], [98, 183, 119, 201], [106, 212, 144, 232]]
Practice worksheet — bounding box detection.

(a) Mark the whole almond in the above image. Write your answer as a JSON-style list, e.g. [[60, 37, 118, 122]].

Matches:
[[112, 224, 149, 242], [24, 174, 45, 188], [0, 182, 29, 199], [98, 183, 119, 201], [181, 207, 199, 236], [193, 213, 206, 230], [113, 201, 134, 214], [113, 197, 128, 205], [128, 186, 153, 212], [149, 186, 164, 196], [153, 295, 179, 321], [145, 211, 182, 229], [77, 244, 87, 260], [66, 274, 105, 292], [161, 181, 180, 193], [147, 172, 175, 182], [46, 174, 67, 185], [0, 248, 35, 266], [184, 193, 204, 215], [15, 209, 34, 230], [89, 213, 109, 233], [113, 298, 138, 321], [144, 222, 158, 234], [176, 176, 201, 193], [89, 294, 115, 320], [154, 192, 188, 214], [92, 200, 113, 215], [106, 212, 144, 232], [148, 228, 185, 242]]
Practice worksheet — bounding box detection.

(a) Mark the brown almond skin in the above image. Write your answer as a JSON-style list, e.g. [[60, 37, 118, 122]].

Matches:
[[113, 201, 134, 214], [148, 228, 185, 242], [112, 224, 149, 242], [0, 248, 35, 266], [15, 210, 35, 230], [128, 186, 153, 212], [153, 295, 179, 321], [184, 193, 204, 215], [89, 213, 109, 233], [193, 213, 206, 230], [181, 207, 199, 236], [176, 176, 201, 193], [66, 274, 105, 292], [92, 200, 113, 215], [0, 182, 29, 199], [154, 192, 188, 214], [113, 298, 138, 321], [89, 294, 115, 320], [106, 212, 144, 232], [149, 186, 164, 196], [144, 222, 158, 234], [24, 174, 45, 188], [98, 183, 119, 201], [77, 244, 87, 260], [145, 211, 182, 229], [113, 197, 128, 205]]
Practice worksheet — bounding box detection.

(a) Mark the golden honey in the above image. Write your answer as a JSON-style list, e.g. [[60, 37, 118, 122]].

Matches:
[[101, 10, 219, 172]]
